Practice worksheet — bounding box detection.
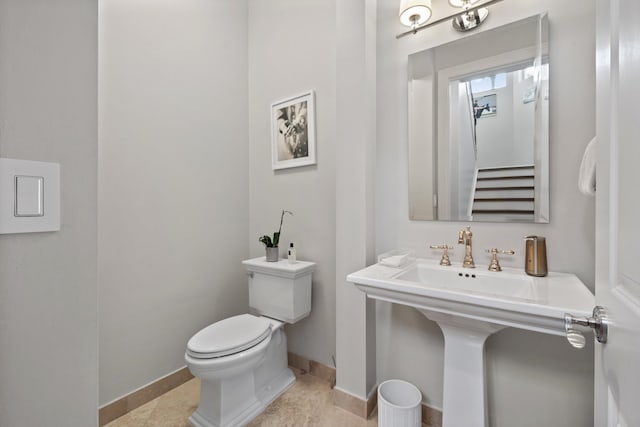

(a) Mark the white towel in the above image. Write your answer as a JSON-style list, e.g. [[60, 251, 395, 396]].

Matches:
[[578, 137, 596, 196], [380, 254, 409, 267]]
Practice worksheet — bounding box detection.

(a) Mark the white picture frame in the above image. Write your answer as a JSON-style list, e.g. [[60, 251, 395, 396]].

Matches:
[[271, 90, 316, 170]]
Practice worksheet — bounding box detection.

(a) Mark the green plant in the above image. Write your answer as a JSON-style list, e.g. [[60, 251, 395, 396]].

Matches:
[[259, 210, 293, 248]]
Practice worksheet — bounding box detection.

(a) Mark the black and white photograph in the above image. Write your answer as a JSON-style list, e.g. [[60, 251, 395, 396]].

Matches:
[[271, 90, 316, 170], [473, 93, 497, 118]]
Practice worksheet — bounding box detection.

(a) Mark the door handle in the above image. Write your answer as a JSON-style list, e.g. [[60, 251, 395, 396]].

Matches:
[[564, 306, 608, 349]]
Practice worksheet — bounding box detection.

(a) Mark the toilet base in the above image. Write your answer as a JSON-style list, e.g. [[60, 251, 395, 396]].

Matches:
[[256, 366, 296, 410], [188, 402, 261, 427], [187, 323, 295, 427], [188, 367, 295, 427]]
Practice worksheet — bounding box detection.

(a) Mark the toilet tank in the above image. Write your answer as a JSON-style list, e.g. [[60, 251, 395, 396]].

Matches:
[[242, 257, 315, 324]]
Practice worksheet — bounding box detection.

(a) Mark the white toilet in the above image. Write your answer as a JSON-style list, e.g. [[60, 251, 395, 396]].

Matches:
[[185, 257, 315, 427]]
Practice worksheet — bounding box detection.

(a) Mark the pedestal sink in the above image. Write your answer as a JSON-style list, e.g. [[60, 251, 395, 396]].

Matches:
[[347, 259, 594, 427]]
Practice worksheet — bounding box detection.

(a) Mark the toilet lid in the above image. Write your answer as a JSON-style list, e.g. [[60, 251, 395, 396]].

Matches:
[[187, 314, 272, 359]]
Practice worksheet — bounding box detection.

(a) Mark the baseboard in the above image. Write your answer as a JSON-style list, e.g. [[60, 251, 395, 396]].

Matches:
[[287, 351, 336, 386], [421, 403, 443, 427], [333, 386, 378, 419], [333, 385, 443, 427], [98, 366, 194, 426]]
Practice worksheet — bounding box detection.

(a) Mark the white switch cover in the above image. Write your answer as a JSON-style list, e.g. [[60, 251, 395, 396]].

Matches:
[[0, 158, 60, 234], [15, 175, 44, 217]]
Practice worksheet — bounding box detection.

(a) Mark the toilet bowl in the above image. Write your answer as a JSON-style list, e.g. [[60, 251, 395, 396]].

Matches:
[[185, 257, 315, 427], [185, 314, 293, 427]]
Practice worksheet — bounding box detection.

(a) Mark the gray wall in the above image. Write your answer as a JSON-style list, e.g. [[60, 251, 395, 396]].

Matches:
[[375, 0, 596, 426], [98, 0, 249, 405], [248, 0, 337, 367], [0, 1, 99, 426], [98, 0, 339, 406]]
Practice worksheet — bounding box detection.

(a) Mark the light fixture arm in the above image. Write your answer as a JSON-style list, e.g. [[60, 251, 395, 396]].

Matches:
[[396, 0, 504, 39]]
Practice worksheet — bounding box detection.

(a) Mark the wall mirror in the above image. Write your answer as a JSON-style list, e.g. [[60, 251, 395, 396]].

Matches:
[[408, 14, 549, 223]]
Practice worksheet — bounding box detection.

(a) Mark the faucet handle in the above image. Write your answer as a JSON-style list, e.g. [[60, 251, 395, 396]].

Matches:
[[485, 248, 515, 272], [430, 245, 453, 266]]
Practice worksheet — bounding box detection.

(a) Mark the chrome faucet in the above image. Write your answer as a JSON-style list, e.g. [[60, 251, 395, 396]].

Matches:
[[458, 226, 475, 268]]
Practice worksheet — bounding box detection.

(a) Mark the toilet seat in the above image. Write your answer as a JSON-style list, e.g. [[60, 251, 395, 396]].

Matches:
[[187, 314, 272, 359]]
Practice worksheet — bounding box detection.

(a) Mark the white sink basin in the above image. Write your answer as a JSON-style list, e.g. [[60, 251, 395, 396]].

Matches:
[[394, 263, 536, 302], [348, 258, 594, 427]]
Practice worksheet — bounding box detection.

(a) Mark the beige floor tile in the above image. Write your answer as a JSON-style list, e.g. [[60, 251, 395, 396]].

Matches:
[[105, 368, 397, 427]]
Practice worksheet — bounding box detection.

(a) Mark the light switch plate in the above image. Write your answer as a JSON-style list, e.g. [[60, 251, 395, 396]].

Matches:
[[0, 158, 60, 234]]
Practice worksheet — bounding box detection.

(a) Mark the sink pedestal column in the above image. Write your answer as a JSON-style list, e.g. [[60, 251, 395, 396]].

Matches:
[[420, 311, 506, 427]]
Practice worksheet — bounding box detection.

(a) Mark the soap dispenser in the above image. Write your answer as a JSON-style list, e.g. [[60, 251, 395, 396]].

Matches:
[[524, 236, 547, 277], [288, 243, 297, 264]]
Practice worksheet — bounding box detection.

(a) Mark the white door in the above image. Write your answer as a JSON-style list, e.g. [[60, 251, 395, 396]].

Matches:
[[594, 0, 640, 426]]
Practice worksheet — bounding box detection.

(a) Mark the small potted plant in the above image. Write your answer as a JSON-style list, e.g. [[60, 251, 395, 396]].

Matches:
[[259, 210, 293, 262]]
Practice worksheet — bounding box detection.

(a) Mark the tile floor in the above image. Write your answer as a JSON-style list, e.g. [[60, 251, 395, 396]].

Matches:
[[105, 369, 382, 427]]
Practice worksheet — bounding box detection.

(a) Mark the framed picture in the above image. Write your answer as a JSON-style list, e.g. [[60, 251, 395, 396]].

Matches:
[[473, 93, 497, 119], [271, 90, 316, 170], [522, 86, 536, 104]]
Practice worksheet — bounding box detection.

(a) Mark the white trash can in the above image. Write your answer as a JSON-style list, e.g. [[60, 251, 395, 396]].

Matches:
[[377, 379, 422, 427]]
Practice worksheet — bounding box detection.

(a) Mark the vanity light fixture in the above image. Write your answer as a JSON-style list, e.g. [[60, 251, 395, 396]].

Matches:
[[397, 0, 503, 39], [449, 0, 489, 32], [399, 0, 432, 32]]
